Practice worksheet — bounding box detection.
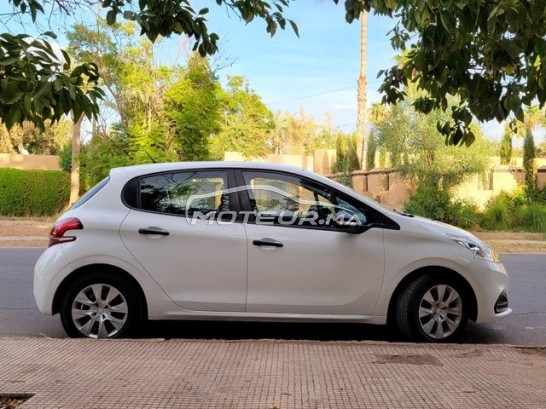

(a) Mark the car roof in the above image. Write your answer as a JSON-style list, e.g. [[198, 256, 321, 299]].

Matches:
[[109, 161, 311, 178]]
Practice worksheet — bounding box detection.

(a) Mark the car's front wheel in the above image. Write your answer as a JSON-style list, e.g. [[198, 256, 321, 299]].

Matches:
[[60, 272, 143, 339], [396, 274, 468, 342]]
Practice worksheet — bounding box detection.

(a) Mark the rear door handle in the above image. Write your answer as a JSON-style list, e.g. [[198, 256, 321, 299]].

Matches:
[[253, 238, 283, 248], [138, 227, 170, 236]]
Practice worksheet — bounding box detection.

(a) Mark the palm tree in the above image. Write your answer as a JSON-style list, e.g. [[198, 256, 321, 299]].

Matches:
[[356, 11, 368, 170]]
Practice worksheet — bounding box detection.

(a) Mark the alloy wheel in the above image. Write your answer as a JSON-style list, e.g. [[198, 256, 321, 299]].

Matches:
[[71, 283, 129, 339], [418, 284, 463, 340]]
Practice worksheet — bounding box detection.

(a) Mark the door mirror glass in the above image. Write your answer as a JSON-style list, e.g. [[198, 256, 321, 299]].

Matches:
[[333, 210, 366, 233]]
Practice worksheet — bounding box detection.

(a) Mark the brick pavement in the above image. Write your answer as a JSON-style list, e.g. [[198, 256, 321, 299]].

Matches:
[[1, 338, 545, 408]]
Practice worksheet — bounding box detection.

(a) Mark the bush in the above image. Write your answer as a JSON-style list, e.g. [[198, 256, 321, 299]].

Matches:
[[59, 142, 72, 173], [403, 187, 480, 229], [480, 188, 546, 232], [480, 194, 512, 231], [0, 168, 70, 217], [517, 203, 546, 232]]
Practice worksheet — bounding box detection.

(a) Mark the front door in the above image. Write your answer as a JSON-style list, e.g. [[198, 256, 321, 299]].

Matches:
[[240, 170, 385, 315]]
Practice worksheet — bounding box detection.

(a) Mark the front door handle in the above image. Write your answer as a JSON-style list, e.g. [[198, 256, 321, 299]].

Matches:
[[253, 238, 283, 248], [138, 227, 170, 236]]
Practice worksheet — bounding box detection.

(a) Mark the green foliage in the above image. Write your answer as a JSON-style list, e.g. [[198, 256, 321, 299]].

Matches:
[[80, 129, 133, 188], [0, 168, 69, 216], [0, 120, 71, 155], [332, 134, 360, 187], [481, 188, 546, 232], [518, 203, 546, 233], [271, 110, 338, 156], [481, 194, 513, 231], [499, 125, 512, 165], [403, 187, 480, 229], [210, 76, 274, 159], [527, 185, 546, 203], [374, 0, 546, 146], [375, 88, 492, 191], [97, 0, 298, 55], [58, 142, 72, 172], [0, 31, 104, 131], [523, 128, 536, 189], [366, 131, 377, 170], [2, 0, 296, 130], [165, 55, 221, 161]]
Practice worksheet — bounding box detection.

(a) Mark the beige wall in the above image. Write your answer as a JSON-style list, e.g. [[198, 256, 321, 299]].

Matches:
[[0, 153, 60, 171], [537, 166, 546, 189]]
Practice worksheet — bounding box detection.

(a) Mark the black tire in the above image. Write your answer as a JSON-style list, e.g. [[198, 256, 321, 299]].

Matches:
[[396, 274, 468, 342], [60, 271, 144, 339]]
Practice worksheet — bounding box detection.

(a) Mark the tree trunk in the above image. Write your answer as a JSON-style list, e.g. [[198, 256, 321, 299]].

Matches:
[[69, 113, 84, 205], [356, 11, 368, 170]]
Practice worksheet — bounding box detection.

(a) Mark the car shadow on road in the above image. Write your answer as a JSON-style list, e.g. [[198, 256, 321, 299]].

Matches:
[[138, 320, 509, 344], [139, 321, 400, 342]]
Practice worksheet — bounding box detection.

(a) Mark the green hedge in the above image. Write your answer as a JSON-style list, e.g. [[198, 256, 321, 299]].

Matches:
[[0, 168, 70, 217]]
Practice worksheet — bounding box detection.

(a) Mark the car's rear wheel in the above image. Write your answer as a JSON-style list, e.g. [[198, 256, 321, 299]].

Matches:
[[60, 272, 143, 339], [396, 274, 468, 342]]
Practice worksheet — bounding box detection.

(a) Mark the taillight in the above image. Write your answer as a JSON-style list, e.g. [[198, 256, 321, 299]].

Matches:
[[49, 217, 83, 247]]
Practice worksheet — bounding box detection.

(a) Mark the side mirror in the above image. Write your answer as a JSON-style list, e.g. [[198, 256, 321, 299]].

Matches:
[[333, 210, 366, 233]]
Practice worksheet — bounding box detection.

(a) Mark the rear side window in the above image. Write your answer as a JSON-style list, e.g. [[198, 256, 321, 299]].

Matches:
[[132, 171, 228, 215], [72, 177, 110, 209]]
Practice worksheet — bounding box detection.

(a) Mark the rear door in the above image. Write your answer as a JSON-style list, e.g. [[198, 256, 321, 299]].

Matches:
[[120, 169, 247, 312]]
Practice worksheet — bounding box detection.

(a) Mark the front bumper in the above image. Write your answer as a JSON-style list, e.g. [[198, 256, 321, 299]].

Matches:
[[469, 258, 512, 323]]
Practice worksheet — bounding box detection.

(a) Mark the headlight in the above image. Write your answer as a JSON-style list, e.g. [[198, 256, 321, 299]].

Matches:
[[448, 234, 500, 263]]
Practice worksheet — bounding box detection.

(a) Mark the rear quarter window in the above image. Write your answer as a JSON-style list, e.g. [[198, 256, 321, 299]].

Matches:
[[72, 177, 110, 209]]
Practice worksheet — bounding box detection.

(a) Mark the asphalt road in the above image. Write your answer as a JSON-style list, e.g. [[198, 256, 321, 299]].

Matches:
[[1, 248, 544, 345]]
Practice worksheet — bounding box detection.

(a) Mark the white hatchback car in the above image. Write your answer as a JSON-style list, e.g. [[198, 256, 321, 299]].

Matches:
[[34, 162, 511, 341]]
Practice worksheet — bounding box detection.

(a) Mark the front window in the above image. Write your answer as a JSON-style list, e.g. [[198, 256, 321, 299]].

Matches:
[[241, 171, 367, 229]]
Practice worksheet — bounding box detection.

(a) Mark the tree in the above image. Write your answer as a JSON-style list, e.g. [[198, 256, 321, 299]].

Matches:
[[270, 109, 337, 156], [366, 130, 377, 171], [0, 120, 71, 154], [165, 55, 221, 161], [356, 10, 368, 170], [5, 0, 546, 146], [1, 0, 295, 130], [67, 21, 176, 163], [523, 128, 536, 190], [499, 125, 513, 166], [373, 1, 546, 145], [210, 76, 274, 159], [69, 112, 83, 204], [333, 133, 360, 186], [375, 87, 492, 191], [0, 29, 104, 130], [538, 139, 546, 159]]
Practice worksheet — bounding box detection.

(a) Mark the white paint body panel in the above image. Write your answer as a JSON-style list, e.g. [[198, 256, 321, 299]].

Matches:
[[120, 210, 247, 312], [245, 223, 385, 315]]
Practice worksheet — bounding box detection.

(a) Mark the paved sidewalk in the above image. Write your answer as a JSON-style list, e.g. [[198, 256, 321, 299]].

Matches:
[[1, 338, 545, 408]]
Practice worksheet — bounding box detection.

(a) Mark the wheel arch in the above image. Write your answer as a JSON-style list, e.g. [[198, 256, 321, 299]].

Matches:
[[386, 266, 478, 326], [52, 263, 148, 318]]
